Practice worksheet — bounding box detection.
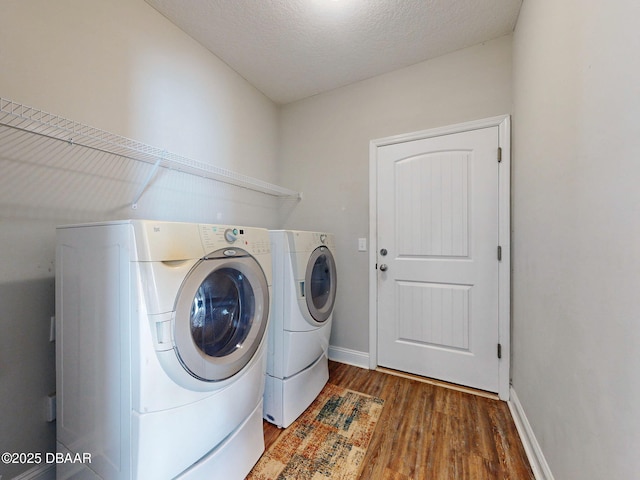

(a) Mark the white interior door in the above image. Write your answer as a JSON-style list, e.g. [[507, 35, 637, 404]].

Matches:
[[376, 126, 502, 393]]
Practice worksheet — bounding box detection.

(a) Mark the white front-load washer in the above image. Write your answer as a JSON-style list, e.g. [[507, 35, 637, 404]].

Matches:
[[264, 230, 337, 428], [55, 220, 272, 479]]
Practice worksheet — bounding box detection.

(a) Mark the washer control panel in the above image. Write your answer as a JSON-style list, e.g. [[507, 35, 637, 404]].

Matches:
[[199, 224, 270, 255], [224, 228, 239, 243]]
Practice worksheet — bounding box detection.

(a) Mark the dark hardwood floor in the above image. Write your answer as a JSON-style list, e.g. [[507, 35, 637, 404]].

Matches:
[[263, 361, 534, 480]]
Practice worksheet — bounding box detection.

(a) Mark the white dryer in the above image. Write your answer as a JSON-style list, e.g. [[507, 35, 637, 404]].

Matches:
[[55, 220, 272, 479], [264, 230, 337, 428]]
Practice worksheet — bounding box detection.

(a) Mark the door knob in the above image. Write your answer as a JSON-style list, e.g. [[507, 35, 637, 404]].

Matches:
[[379, 264, 388, 272]]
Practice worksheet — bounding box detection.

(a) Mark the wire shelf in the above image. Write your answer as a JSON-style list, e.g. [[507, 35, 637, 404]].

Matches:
[[0, 97, 301, 205]]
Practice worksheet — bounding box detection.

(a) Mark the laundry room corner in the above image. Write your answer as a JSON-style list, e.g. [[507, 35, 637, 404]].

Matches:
[[0, 219, 57, 480], [0, 1, 283, 477], [278, 35, 513, 362]]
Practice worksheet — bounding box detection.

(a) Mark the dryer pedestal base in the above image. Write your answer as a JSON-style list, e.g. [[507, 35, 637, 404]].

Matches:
[[264, 352, 329, 428]]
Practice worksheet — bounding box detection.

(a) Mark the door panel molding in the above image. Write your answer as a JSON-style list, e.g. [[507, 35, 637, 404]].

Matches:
[[369, 115, 511, 400]]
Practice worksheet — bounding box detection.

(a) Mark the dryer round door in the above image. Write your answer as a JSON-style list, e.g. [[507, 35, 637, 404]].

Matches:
[[173, 250, 269, 382], [304, 246, 337, 324]]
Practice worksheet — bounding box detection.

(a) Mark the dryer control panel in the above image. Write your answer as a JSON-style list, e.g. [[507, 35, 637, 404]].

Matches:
[[289, 230, 336, 252]]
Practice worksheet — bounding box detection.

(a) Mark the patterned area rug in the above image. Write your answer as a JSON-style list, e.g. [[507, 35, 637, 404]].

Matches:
[[247, 383, 384, 479]]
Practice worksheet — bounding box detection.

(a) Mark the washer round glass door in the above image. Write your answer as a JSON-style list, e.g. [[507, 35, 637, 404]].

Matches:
[[173, 250, 269, 382], [304, 246, 337, 323]]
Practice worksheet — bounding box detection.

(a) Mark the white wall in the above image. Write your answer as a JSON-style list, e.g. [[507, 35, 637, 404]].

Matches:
[[0, 1, 280, 477], [279, 36, 513, 355], [512, 0, 640, 478]]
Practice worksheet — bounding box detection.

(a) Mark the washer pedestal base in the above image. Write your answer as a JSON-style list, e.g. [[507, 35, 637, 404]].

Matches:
[[178, 400, 265, 479]]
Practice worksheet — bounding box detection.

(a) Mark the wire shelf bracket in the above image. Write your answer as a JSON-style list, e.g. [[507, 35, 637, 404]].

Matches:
[[0, 97, 302, 207]]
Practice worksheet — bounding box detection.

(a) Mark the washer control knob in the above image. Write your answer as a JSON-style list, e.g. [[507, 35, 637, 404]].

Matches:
[[224, 228, 238, 243]]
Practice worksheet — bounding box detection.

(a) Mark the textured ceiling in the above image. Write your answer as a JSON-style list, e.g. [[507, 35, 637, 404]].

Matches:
[[145, 0, 522, 105]]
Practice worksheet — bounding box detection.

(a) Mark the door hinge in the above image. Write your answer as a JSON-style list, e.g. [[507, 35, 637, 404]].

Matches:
[[497, 147, 502, 163], [497, 245, 502, 261], [497, 343, 502, 359]]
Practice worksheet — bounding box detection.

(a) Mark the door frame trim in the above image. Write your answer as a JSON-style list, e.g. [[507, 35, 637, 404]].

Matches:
[[368, 115, 511, 400]]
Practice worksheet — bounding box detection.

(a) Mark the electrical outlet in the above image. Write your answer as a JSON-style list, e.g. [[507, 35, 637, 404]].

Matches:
[[45, 393, 56, 422]]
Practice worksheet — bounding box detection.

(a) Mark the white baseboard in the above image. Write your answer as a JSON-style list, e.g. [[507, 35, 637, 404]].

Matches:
[[328, 346, 370, 369], [11, 464, 55, 480], [508, 387, 555, 480]]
